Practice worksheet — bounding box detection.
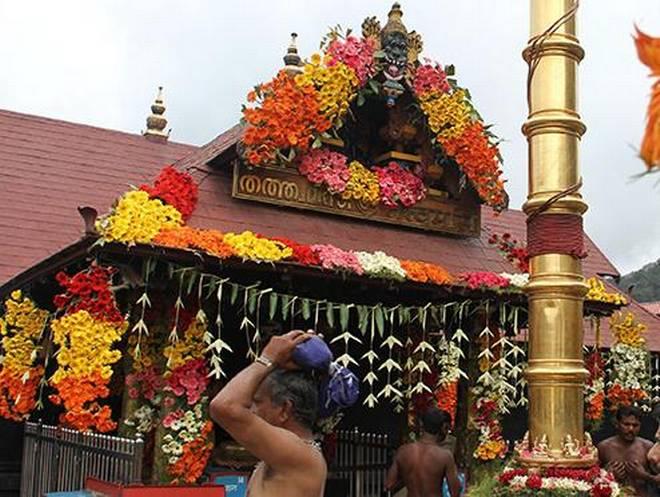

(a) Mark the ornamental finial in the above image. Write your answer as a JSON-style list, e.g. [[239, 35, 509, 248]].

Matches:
[[382, 3, 407, 38], [143, 86, 169, 142], [283, 33, 303, 75]]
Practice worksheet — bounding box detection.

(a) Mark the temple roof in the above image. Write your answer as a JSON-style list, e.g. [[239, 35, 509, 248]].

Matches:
[[1, 109, 659, 349], [0, 108, 195, 282]]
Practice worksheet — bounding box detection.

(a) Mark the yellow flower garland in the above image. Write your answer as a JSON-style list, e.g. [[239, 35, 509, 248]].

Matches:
[[51, 310, 127, 383], [295, 54, 359, 125], [163, 319, 206, 371], [224, 231, 293, 262], [341, 161, 380, 205], [96, 190, 183, 244], [585, 277, 627, 305], [609, 311, 646, 348], [419, 89, 471, 141]]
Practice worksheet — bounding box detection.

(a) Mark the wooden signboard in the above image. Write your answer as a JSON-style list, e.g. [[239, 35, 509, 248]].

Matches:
[[232, 162, 480, 237]]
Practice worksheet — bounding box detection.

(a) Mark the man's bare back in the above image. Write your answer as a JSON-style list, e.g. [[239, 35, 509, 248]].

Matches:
[[247, 434, 326, 497], [387, 441, 459, 497], [598, 435, 653, 497]]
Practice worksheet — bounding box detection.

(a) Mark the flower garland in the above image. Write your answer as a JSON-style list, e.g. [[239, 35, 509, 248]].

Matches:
[[224, 231, 293, 262], [374, 162, 426, 208], [606, 311, 650, 411], [0, 291, 48, 421], [96, 190, 182, 244], [161, 316, 213, 484], [240, 27, 506, 210], [341, 160, 380, 205], [140, 166, 198, 221], [49, 266, 127, 432], [311, 244, 364, 274], [298, 149, 350, 194], [355, 251, 406, 281], [435, 334, 463, 426], [153, 227, 235, 258], [586, 278, 627, 305], [440, 121, 505, 209], [496, 465, 620, 497], [472, 328, 508, 462], [243, 71, 331, 166], [460, 272, 510, 291], [298, 150, 427, 209], [585, 348, 605, 426]]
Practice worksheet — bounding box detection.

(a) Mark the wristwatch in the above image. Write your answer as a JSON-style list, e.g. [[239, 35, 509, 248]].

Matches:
[[255, 355, 274, 369]]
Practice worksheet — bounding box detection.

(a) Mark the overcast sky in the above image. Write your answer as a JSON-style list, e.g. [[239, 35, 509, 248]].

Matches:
[[1, 1, 658, 275]]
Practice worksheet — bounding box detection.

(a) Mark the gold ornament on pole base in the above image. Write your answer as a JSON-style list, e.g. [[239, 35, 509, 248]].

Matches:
[[514, 431, 597, 468], [521, 0, 596, 468]]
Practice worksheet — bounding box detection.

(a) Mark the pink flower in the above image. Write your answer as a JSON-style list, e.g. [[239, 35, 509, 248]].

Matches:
[[128, 388, 139, 399], [413, 62, 450, 97], [163, 409, 185, 428], [459, 271, 511, 290], [311, 244, 364, 275], [163, 396, 176, 408], [374, 162, 426, 208], [165, 358, 210, 405], [326, 36, 375, 85], [299, 149, 350, 193]]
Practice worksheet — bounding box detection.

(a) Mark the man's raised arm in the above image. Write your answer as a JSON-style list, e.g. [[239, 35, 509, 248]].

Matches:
[[209, 331, 311, 470]]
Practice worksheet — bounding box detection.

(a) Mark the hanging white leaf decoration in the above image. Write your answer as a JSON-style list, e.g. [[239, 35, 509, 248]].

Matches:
[[361, 350, 379, 364], [411, 361, 431, 375], [414, 341, 435, 354], [363, 393, 379, 408], [363, 371, 379, 385], [381, 335, 403, 350], [378, 358, 403, 372], [335, 353, 359, 367]]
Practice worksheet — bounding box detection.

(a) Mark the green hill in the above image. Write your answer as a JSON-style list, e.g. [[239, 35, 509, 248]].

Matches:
[[618, 258, 660, 303]]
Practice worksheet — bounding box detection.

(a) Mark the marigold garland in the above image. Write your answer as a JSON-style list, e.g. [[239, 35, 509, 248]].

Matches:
[[240, 27, 507, 209], [224, 231, 293, 262], [96, 190, 183, 244], [341, 161, 380, 205], [606, 311, 650, 411], [161, 317, 212, 484], [49, 267, 127, 432], [153, 227, 235, 259], [0, 290, 48, 421], [585, 278, 627, 305], [295, 55, 359, 126], [243, 71, 331, 166], [440, 121, 505, 209]]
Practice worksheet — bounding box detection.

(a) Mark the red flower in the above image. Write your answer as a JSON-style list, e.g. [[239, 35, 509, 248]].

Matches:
[[526, 474, 542, 489], [140, 166, 198, 220], [592, 482, 613, 497]]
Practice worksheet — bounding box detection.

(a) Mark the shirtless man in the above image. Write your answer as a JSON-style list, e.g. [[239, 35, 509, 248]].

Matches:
[[385, 408, 461, 497], [598, 406, 657, 496], [210, 330, 326, 497]]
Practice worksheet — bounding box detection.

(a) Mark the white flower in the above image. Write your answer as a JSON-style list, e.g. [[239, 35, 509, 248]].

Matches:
[[355, 251, 407, 281], [500, 273, 529, 288]]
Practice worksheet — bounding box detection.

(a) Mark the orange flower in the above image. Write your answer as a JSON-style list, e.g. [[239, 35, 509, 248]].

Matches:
[[400, 260, 453, 285], [168, 427, 214, 484], [242, 71, 331, 166], [400, 260, 429, 283], [634, 27, 660, 170], [440, 122, 506, 210], [586, 391, 604, 421], [49, 372, 116, 432], [0, 366, 43, 421], [436, 381, 458, 427], [154, 227, 235, 259], [606, 384, 648, 411]]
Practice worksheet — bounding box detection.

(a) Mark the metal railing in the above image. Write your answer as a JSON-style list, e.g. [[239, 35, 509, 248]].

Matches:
[[20, 422, 143, 497], [331, 429, 393, 497]]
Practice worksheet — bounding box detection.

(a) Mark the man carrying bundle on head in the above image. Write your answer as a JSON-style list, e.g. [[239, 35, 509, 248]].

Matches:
[[210, 330, 358, 497]]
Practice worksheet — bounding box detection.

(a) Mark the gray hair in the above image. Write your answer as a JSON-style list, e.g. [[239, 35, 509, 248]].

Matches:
[[263, 369, 319, 430]]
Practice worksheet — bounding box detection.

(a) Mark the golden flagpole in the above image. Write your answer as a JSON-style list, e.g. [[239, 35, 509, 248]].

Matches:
[[519, 0, 597, 467]]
